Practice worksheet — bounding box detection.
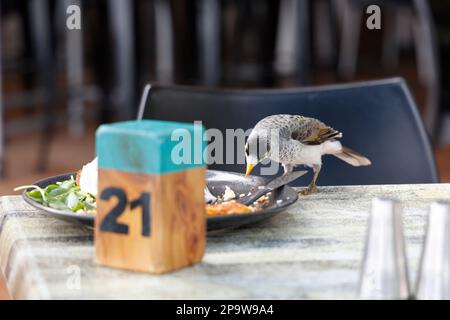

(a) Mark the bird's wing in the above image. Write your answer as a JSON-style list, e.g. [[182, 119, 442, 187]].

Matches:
[[290, 117, 342, 145]]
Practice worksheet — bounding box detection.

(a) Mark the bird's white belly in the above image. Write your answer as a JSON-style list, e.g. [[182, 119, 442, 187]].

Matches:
[[296, 151, 322, 165], [291, 146, 323, 165], [271, 142, 324, 166]]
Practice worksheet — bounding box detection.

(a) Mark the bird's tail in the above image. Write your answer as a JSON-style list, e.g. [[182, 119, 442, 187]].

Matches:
[[333, 147, 371, 167]]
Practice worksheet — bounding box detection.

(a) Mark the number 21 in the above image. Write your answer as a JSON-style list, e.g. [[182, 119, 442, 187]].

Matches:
[[100, 187, 151, 237]]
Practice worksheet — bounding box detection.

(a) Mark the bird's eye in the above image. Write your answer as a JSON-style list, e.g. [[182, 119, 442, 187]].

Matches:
[[245, 143, 249, 156]]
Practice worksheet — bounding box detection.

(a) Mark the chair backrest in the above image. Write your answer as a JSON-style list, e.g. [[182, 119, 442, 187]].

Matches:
[[140, 78, 438, 186]]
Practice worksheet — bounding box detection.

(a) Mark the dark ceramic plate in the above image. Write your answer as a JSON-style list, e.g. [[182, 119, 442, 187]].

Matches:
[[21, 170, 298, 231]]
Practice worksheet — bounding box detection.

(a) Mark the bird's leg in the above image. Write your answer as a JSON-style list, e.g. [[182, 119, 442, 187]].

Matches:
[[282, 164, 294, 176], [300, 165, 321, 195]]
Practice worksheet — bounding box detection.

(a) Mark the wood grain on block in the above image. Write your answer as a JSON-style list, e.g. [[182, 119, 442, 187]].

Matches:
[[0, 271, 10, 300], [95, 167, 206, 274]]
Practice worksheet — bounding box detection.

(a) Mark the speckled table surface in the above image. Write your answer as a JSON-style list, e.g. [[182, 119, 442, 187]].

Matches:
[[1, 184, 449, 300]]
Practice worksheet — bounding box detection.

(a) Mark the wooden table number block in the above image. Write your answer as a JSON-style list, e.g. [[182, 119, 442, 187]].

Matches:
[[95, 120, 206, 274]]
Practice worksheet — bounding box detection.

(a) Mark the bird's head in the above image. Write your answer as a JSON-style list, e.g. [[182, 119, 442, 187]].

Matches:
[[245, 130, 271, 176]]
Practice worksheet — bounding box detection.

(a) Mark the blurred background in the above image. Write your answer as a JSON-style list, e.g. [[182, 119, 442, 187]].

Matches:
[[0, 0, 449, 193]]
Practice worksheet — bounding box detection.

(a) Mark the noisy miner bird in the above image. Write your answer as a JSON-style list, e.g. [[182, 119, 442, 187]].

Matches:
[[245, 114, 371, 195]]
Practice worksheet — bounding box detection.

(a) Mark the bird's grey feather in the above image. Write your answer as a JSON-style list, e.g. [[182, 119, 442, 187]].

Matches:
[[253, 114, 342, 145]]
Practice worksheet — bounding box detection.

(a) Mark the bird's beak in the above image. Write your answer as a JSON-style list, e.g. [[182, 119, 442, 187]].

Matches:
[[245, 164, 254, 177]]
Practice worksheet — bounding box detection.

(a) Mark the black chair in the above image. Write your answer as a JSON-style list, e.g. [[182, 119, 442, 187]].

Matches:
[[140, 78, 438, 186]]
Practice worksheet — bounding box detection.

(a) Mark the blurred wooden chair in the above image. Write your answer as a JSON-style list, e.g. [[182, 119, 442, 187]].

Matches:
[[337, 0, 440, 141], [0, 0, 57, 174]]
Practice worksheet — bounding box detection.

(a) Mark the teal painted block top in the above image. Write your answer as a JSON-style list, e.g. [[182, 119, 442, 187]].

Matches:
[[96, 120, 206, 174]]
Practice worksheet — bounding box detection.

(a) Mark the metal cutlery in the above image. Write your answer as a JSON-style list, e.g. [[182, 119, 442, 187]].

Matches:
[[237, 170, 307, 206], [205, 170, 307, 205]]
